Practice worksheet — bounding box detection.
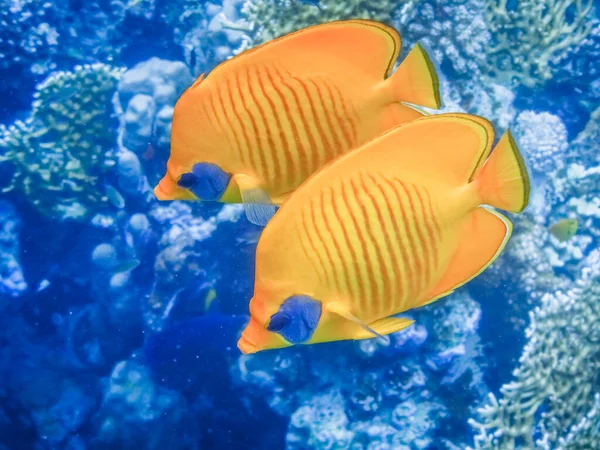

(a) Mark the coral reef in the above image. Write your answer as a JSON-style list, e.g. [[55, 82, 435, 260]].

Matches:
[[468, 250, 600, 449], [0, 201, 27, 300], [482, 0, 595, 87], [223, 0, 409, 52], [396, 0, 489, 81], [0, 63, 123, 221], [169, 0, 247, 75], [116, 57, 194, 185], [486, 0, 593, 86], [147, 203, 246, 331], [233, 290, 488, 449], [0, 0, 60, 109], [512, 111, 569, 175], [90, 360, 195, 449]]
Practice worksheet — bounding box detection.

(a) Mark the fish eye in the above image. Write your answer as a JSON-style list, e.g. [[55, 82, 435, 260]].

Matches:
[[177, 172, 197, 188], [267, 312, 290, 332]]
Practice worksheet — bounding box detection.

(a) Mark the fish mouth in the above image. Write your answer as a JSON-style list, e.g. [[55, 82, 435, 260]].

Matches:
[[237, 334, 259, 354], [154, 175, 197, 201]]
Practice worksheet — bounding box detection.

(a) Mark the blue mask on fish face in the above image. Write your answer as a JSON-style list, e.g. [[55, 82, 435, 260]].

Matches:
[[267, 295, 322, 344], [177, 162, 232, 201]]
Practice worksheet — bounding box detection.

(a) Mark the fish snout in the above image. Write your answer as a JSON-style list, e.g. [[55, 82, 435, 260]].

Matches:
[[237, 318, 264, 354], [237, 317, 289, 354], [154, 174, 197, 201]]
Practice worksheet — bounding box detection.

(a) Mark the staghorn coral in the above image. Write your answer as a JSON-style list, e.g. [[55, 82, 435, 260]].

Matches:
[[0, 63, 123, 221], [468, 250, 600, 449], [483, 0, 595, 87]]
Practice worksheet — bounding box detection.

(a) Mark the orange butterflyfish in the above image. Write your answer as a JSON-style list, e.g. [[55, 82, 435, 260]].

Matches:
[[154, 19, 442, 226], [237, 113, 531, 354]]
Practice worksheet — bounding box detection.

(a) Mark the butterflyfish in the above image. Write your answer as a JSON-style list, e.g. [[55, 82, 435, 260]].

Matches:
[[238, 113, 530, 354], [548, 218, 578, 242], [154, 19, 442, 226]]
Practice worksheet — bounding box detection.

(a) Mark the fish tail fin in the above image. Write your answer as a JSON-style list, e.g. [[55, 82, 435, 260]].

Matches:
[[385, 42, 441, 109], [476, 129, 531, 213]]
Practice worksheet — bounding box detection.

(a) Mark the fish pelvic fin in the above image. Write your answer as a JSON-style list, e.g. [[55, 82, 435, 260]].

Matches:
[[385, 42, 441, 109], [352, 317, 415, 341], [476, 129, 531, 213], [234, 174, 278, 227], [325, 301, 389, 343]]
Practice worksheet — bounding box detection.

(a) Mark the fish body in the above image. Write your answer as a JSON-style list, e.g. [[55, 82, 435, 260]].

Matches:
[[104, 184, 125, 209], [111, 258, 140, 274], [238, 114, 530, 354], [548, 218, 578, 242], [155, 19, 441, 225]]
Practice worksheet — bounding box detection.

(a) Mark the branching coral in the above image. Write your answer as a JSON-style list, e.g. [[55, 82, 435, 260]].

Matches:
[[0, 63, 124, 221], [483, 0, 595, 87], [468, 250, 600, 449]]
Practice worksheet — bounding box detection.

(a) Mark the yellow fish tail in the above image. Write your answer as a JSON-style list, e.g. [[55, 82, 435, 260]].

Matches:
[[476, 129, 531, 213], [385, 42, 441, 109]]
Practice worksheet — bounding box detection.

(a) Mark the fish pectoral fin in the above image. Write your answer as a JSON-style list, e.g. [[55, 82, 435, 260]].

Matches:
[[325, 301, 388, 343], [353, 317, 415, 340], [234, 174, 278, 227]]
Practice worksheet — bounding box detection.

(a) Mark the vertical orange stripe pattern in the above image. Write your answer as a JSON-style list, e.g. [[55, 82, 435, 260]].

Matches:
[[294, 171, 443, 318]]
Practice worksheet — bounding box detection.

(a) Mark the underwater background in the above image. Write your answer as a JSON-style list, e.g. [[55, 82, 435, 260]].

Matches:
[[0, 0, 599, 449]]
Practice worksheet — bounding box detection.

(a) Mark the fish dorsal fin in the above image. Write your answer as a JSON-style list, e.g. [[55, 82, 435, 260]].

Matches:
[[191, 73, 205, 89], [372, 113, 494, 186], [210, 20, 401, 80], [326, 301, 388, 342], [421, 206, 512, 306], [280, 114, 495, 210], [377, 103, 425, 136]]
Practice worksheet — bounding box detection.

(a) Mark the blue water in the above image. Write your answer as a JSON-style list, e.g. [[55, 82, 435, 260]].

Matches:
[[1, 1, 599, 449]]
